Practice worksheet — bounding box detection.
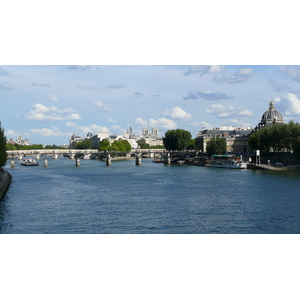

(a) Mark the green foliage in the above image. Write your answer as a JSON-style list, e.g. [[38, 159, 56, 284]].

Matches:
[[137, 138, 150, 149], [0, 122, 7, 168], [99, 139, 110, 151], [248, 121, 300, 153], [163, 129, 192, 150], [99, 139, 132, 152], [187, 139, 196, 150], [206, 136, 227, 155], [75, 139, 92, 149]]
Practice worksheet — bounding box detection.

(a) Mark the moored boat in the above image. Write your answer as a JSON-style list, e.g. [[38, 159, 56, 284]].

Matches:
[[21, 158, 39, 166], [209, 155, 247, 169]]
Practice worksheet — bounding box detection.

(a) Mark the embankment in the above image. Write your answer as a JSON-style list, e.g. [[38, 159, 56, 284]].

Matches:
[[0, 169, 12, 201]]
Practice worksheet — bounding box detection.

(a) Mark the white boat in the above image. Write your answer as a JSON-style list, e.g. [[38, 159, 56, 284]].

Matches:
[[83, 155, 90, 160], [209, 155, 247, 169], [21, 158, 39, 166]]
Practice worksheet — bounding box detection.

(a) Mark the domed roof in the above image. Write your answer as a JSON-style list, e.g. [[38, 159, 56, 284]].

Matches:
[[261, 101, 283, 124]]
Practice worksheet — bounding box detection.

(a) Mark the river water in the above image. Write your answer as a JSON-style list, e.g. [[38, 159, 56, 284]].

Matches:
[[1, 157, 300, 234]]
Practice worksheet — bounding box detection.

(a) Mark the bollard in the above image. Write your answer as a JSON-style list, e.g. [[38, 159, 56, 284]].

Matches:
[[11, 160, 15, 168], [44, 159, 48, 167], [136, 156, 141, 166], [106, 154, 111, 166], [76, 158, 80, 167]]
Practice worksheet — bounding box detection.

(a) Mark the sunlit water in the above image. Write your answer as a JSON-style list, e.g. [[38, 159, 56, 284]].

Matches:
[[1, 157, 300, 233]]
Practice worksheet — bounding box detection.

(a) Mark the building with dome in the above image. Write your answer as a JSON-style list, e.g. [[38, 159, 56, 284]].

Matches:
[[195, 101, 285, 153], [253, 101, 284, 131]]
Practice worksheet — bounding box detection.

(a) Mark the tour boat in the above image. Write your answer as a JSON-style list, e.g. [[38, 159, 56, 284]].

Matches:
[[209, 155, 247, 169], [21, 158, 39, 166], [83, 155, 91, 160]]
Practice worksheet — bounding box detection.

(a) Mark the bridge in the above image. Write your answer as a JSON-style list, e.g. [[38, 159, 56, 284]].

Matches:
[[6, 149, 198, 160]]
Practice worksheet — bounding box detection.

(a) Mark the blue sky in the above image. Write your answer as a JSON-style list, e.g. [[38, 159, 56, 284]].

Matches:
[[1, 65, 300, 145]]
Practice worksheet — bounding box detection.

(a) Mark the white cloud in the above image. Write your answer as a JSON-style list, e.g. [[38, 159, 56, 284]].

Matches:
[[163, 107, 192, 120], [135, 117, 177, 130], [6, 130, 19, 137], [213, 67, 255, 85], [206, 104, 253, 118], [237, 109, 254, 116], [282, 93, 300, 115], [65, 122, 77, 127], [149, 118, 177, 130], [108, 117, 117, 123], [49, 95, 59, 102], [184, 65, 225, 76], [30, 127, 69, 136], [67, 113, 81, 120], [95, 101, 111, 111], [110, 125, 126, 134], [135, 117, 147, 126], [26, 103, 81, 121], [280, 66, 300, 82]]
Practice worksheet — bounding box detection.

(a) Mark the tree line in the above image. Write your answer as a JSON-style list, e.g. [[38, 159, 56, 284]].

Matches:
[[248, 121, 300, 153]]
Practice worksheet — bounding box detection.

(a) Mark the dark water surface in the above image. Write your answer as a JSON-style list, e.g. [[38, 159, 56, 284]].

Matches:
[[1, 157, 300, 233]]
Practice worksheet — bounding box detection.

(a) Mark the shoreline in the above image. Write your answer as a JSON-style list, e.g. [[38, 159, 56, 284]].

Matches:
[[0, 169, 12, 201]]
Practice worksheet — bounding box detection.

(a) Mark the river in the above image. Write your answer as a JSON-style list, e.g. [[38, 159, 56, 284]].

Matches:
[[1, 157, 300, 234]]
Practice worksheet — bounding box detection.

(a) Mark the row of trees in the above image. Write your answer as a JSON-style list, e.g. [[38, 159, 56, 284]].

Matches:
[[6, 143, 66, 150], [248, 121, 300, 153], [99, 139, 131, 152]]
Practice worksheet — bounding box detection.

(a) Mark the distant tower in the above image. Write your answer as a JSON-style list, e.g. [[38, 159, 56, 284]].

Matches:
[[129, 121, 133, 139], [143, 128, 149, 136], [152, 128, 158, 138]]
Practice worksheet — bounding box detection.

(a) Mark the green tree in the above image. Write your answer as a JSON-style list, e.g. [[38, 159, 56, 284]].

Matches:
[[248, 121, 300, 153], [99, 139, 111, 151], [75, 139, 92, 149], [206, 136, 226, 155], [163, 129, 192, 150], [0, 122, 7, 168], [137, 138, 150, 149]]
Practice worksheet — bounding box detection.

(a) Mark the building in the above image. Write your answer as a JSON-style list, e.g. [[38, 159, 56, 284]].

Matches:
[[195, 101, 284, 153], [7, 136, 31, 146], [195, 126, 252, 153]]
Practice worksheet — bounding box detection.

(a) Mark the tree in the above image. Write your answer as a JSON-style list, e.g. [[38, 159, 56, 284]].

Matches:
[[137, 138, 150, 149], [248, 121, 300, 153], [99, 139, 111, 151], [163, 129, 192, 150], [0, 122, 7, 168], [206, 136, 226, 155], [75, 139, 92, 149]]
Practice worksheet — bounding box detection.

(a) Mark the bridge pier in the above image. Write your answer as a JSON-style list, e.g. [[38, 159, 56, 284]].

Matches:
[[76, 158, 80, 166], [136, 155, 141, 166], [164, 153, 171, 164], [18, 154, 23, 160], [44, 159, 48, 167], [35, 154, 40, 160], [11, 160, 15, 168], [106, 154, 111, 166]]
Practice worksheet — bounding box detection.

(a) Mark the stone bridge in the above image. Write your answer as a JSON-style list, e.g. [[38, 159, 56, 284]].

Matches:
[[6, 149, 174, 160]]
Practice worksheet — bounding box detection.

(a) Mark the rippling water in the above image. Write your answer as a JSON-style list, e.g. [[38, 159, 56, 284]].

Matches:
[[1, 157, 300, 233]]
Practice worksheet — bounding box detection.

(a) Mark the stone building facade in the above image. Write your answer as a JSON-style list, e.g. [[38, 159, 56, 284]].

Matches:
[[195, 101, 285, 154]]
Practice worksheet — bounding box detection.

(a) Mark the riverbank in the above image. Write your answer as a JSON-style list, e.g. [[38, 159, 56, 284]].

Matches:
[[0, 169, 12, 201]]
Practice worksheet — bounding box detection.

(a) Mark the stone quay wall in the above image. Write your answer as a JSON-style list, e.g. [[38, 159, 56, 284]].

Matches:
[[0, 169, 12, 201]]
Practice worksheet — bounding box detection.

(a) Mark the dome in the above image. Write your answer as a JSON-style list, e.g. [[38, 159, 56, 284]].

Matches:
[[261, 101, 283, 124]]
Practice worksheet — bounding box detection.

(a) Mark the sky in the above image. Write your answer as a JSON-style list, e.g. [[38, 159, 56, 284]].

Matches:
[[1, 65, 300, 146]]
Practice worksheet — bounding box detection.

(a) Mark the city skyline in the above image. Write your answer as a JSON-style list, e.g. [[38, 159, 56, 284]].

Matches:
[[2, 65, 300, 145]]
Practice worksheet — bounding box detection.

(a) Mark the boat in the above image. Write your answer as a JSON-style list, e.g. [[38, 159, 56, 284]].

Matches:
[[185, 156, 210, 166], [83, 155, 90, 160], [209, 155, 247, 169], [21, 158, 39, 166], [153, 156, 164, 163]]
